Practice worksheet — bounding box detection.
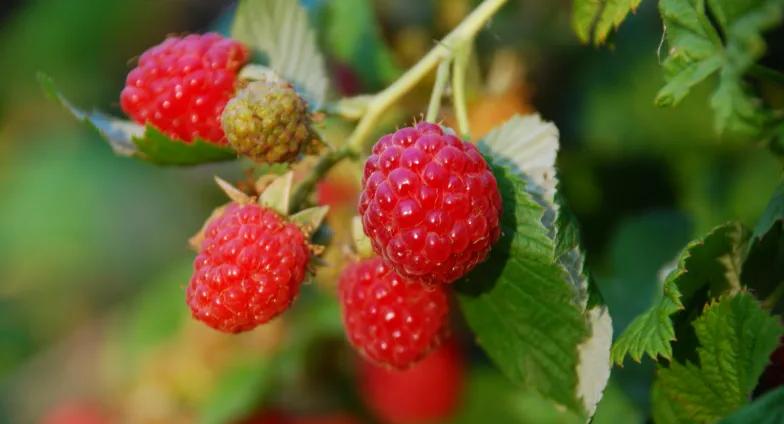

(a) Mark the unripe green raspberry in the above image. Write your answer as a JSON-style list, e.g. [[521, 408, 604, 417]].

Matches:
[[221, 78, 319, 163]]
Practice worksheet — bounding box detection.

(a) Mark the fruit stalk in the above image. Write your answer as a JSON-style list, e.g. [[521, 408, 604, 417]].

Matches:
[[345, 0, 508, 153], [292, 0, 507, 210]]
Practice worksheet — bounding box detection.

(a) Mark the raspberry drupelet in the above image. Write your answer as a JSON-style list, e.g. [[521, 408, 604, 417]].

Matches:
[[338, 257, 449, 369], [359, 122, 502, 285], [120, 33, 249, 144], [187, 202, 310, 333]]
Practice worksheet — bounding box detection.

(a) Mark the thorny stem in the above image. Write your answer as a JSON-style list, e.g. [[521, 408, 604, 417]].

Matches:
[[292, 0, 507, 209]]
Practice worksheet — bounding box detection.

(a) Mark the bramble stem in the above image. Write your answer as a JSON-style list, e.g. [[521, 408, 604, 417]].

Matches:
[[291, 146, 357, 209], [345, 0, 507, 152], [426, 60, 452, 122], [292, 0, 507, 209]]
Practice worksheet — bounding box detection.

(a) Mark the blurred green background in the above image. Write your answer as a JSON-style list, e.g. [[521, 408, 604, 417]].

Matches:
[[0, 0, 781, 422]]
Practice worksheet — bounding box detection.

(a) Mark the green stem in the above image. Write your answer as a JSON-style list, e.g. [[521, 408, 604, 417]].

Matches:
[[452, 43, 471, 139], [750, 64, 784, 85], [290, 146, 357, 210], [345, 0, 508, 153], [762, 281, 784, 310], [426, 60, 452, 122], [292, 0, 508, 208]]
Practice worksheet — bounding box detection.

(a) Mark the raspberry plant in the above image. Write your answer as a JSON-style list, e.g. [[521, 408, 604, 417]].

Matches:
[[38, 0, 784, 422]]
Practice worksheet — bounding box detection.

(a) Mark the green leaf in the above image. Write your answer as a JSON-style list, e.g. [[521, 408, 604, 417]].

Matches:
[[654, 292, 784, 423], [452, 368, 583, 424], [655, 0, 782, 139], [719, 386, 784, 424], [323, 0, 401, 88], [611, 222, 748, 365], [38, 73, 237, 166], [457, 115, 612, 417], [742, 182, 784, 311], [232, 0, 328, 109], [572, 0, 643, 45], [199, 360, 271, 424]]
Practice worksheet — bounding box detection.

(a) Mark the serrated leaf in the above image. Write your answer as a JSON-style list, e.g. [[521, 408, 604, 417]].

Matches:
[[289, 205, 329, 237], [457, 114, 612, 417], [572, 0, 643, 45], [653, 292, 783, 423], [655, 0, 782, 139], [742, 182, 784, 311], [611, 222, 748, 365], [39, 73, 237, 165], [232, 0, 328, 109], [259, 171, 293, 215], [719, 386, 784, 424]]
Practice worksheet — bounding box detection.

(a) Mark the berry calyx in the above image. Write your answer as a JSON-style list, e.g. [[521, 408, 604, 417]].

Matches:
[[120, 33, 249, 144], [338, 257, 449, 369], [359, 122, 502, 285], [359, 342, 465, 424], [222, 76, 320, 163], [186, 202, 310, 333]]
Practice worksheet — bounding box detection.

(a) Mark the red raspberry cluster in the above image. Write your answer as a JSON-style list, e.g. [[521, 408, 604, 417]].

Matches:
[[186, 202, 309, 333], [120, 33, 248, 143], [340, 122, 502, 369], [359, 122, 502, 285]]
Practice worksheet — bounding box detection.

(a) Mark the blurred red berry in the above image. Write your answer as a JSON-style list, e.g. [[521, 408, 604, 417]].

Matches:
[[120, 33, 249, 143], [359, 341, 465, 424], [41, 401, 108, 424], [359, 122, 502, 285], [338, 257, 449, 369], [238, 411, 361, 424], [316, 179, 358, 209], [187, 203, 310, 333]]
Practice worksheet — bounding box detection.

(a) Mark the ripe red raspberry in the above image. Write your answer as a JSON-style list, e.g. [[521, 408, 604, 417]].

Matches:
[[359, 341, 465, 424], [120, 33, 249, 144], [186, 202, 309, 333], [359, 122, 502, 285], [338, 257, 449, 369]]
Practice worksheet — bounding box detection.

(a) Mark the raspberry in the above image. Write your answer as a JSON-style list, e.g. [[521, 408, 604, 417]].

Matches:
[[338, 257, 449, 369], [359, 122, 502, 285], [120, 33, 249, 144], [186, 202, 310, 333], [359, 341, 465, 424], [222, 77, 319, 163]]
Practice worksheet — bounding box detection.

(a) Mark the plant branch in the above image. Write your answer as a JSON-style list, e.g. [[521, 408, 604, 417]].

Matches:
[[291, 146, 357, 210], [426, 60, 452, 122], [294, 0, 507, 208], [452, 43, 471, 139], [345, 0, 508, 153]]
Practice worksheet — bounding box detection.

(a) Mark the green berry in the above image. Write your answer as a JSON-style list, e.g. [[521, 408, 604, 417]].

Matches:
[[221, 77, 319, 163]]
